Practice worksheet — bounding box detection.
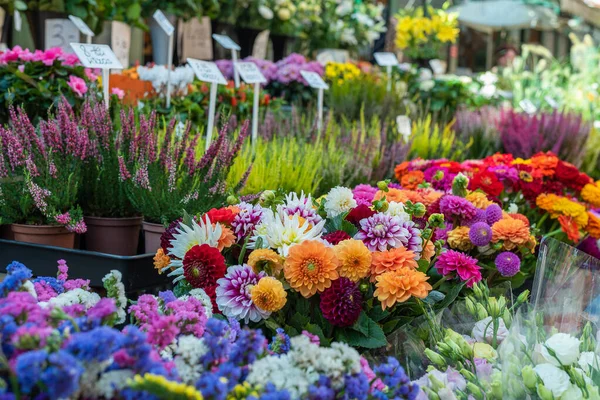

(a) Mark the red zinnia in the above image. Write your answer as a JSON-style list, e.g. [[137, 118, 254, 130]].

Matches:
[[469, 171, 503, 197], [346, 204, 376, 226], [182, 244, 226, 292], [319, 277, 362, 327], [574, 172, 593, 191], [202, 208, 236, 226]]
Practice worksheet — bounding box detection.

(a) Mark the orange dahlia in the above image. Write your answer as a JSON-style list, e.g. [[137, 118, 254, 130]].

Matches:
[[465, 191, 494, 209], [581, 182, 600, 208], [251, 277, 287, 312], [536, 193, 559, 213], [491, 218, 531, 251], [508, 213, 530, 227], [401, 171, 425, 190], [422, 240, 436, 262], [370, 247, 417, 281], [374, 188, 424, 204], [394, 161, 410, 181], [334, 239, 372, 281], [374, 268, 432, 310], [216, 225, 236, 251], [248, 249, 284, 275], [447, 226, 474, 252], [587, 211, 600, 239], [153, 248, 171, 273], [284, 240, 339, 297]]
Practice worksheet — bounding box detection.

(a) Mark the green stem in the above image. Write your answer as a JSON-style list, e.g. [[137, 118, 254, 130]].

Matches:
[[432, 276, 447, 290]]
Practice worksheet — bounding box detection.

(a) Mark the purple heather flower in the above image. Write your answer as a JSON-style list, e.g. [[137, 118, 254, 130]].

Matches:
[[439, 195, 478, 221], [276, 63, 302, 85], [355, 212, 409, 252], [469, 222, 492, 247], [485, 204, 503, 225], [495, 251, 521, 277], [352, 184, 378, 205], [215, 264, 269, 323], [231, 202, 264, 240]]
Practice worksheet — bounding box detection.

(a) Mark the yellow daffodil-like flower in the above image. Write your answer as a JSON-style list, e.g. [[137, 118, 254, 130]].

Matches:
[[128, 373, 203, 400]]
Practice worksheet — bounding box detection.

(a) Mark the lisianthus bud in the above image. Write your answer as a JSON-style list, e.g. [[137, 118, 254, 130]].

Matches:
[[429, 374, 446, 391], [467, 382, 484, 400], [422, 387, 440, 400], [460, 369, 477, 383], [537, 383, 554, 400], [465, 297, 476, 316], [452, 173, 469, 197], [425, 349, 447, 369], [488, 298, 501, 318], [522, 366, 537, 390], [516, 290, 530, 306], [476, 304, 488, 320], [490, 380, 503, 399]]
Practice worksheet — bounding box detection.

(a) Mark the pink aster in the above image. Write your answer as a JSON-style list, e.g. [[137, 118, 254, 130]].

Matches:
[[435, 250, 482, 287], [354, 212, 409, 252], [67, 75, 88, 97]]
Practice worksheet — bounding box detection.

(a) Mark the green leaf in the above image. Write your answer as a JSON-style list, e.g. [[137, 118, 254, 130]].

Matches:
[[289, 312, 310, 331], [417, 258, 429, 272], [368, 306, 390, 322], [304, 323, 330, 346], [336, 312, 387, 349], [434, 281, 465, 311], [264, 319, 281, 333], [423, 290, 445, 305], [15, 0, 27, 10], [126, 3, 142, 20]]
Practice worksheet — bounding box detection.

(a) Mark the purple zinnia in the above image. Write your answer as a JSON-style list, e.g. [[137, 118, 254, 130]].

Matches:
[[216, 264, 269, 323], [464, 208, 487, 227], [485, 204, 503, 225], [494, 252, 521, 277], [355, 213, 407, 252], [439, 195, 478, 221], [352, 184, 378, 206], [231, 202, 264, 240], [319, 278, 362, 327], [469, 222, 492, 247]]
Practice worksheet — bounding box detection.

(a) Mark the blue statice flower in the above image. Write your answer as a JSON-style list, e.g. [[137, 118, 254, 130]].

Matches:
[[0, 262, 32, 297], [256, 383, 291, 400], [120, 388, 160, 400], [373, 357, 420, 400], [200, 319, 232, 368], [32, 277, 64, 295], [0, 394, 15, 400], [158, 290, 176, 304], [342, 373, 370, 400], [0, 315, 18, 357], [114, 326, 169, 377], [307, 376, 336, 400], [196, 363, 242, 400], [15, 349, 47, 394], [229, 328, 267, 368], [65, 327, 122, 362], [228, 317, 241, 341], [268, 328, 291, 355]]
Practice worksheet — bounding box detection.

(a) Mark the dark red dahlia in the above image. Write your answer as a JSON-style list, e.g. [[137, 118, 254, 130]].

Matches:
[[161, 218, 183, 254], [319, 277, 362, 327], [555, 161, 580, 184], [202, 208, 236, 226], [323, 230, 351, 245], [573, 172, 593, 191], [346, 204, 375, 226], [469, 171, 503, 197], [182, 244, 226, 291]]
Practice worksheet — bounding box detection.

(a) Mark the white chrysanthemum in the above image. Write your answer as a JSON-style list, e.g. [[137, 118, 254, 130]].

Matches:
[[386, 201, 410, 221], [251, 212, 325, 256], [278, 191, 322, 225], [41, 288, 100, 310], [166, 217, 222, 281], [324, 187, 357, 218]]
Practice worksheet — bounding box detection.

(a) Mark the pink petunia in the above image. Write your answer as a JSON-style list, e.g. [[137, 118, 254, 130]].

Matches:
[[67, 75, 88, 97]]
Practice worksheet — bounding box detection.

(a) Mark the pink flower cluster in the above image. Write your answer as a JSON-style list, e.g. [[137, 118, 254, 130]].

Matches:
[[0, 46, 79, 66]]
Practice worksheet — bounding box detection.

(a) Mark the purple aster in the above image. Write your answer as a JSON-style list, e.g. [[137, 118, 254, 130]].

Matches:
[[355, 213, 408, 252], [276, 53, 307, 67], [464, 208, 487, 227], [231, 202, 264, 240], [352, 184, 378, 206], [469, 222, 492, 247], [439, 195, 478, 221], [485, 204, 503, 225], [215, 265, 269, 323], [399, 220, 423, 256], [494, 251, 521, 277], [276, 63, 302, 85]]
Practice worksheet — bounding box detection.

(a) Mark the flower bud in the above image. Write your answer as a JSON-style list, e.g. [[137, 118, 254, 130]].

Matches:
[[425, 349, 447, 369], [429, 374, 446, 391], [377, 180, 389, 191], [537, 383, 554, 400], [488, 298, 501, 318], [476, 304, 488, 320], [521, 365, 537, 390], [227, 195, 239, 205], [433, 170, 444, 181], [465, 297, 476, 316], [467, 383, 484, 400], [460, 369, 477, 383], [413, 202, 426, 218], [259, 190, 275, 204], [428, 213, 445, 228], [490, 380, 503, 399], [472, 283, 483, 299], [581, 322, 596, 352], [452, 173, 469, 197], [422, 387, 440, 400], [503, 309, 512, 327], [516, 290, 530, 306], [569, 366, 587, 388], [421, 228, 433, 241]]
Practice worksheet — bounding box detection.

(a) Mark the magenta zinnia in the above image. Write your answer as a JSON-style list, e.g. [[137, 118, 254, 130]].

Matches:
[[216, 264, 269, 323], [182, 244, 226, 291], [439, 195, 478, 221], [355, 212, 408, 252], [435, 250, 482, 287], [319, 277, 362, 327]]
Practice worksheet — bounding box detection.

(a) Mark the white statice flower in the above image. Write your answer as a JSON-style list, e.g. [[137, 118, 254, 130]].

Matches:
[[325, 186, 357, 218], [92, 369, 134, 399], [102, 270, 127, 323], [172, 335, 208, 384], [41, 288, 100, 310], [471, 317, 509, 345], [247, 355, 312, 398], [250, 212, 325, 256], [534, 363, 571, 397], [419, 79, 435, 91], [258, 5, 274, 19], [541, 332, 581, 366], [578, 351, 600, 374], [166, 218, 222, 281], [22, 281, 37, 299], [386, 201, 410, 222]]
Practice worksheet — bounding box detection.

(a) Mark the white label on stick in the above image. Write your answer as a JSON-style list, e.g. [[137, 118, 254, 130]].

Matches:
[[316, 49, 349, 65], [14, 11, 22, 32], [153, 10, 175, 36], [110, 21, 130, 69], [45, 19, 79, 52], [234, 62, 267, 84], [68, 15, 94, 37], [188, 59, 227, 85], [300, 70, 329, 90], [70, 43, 123, 69], [519, 99, 537, 114], [212, 33, 241, 50], [374, 52, 398, 66]]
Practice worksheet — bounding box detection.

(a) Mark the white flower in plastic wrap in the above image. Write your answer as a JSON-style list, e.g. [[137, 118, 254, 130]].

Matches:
[[534, 363, 571, 397], [578, 351, 600, 374], [325, 186, 357, 218], [541, 333, 581, 366], [562, 384, 584, 400], [258, 5, 274, 19], [471, 317, 509, 344], [387, 201, 410, 222]]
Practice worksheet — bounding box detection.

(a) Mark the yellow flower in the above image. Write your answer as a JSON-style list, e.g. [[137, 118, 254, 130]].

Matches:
[[334, 239, 372, 281], [554, 197, 588, 228], [251, 277, 287, 312], [436, 24, 459, 43], [473, 343, 498, 361], [466, 191, 494, 209], [153, 248, 171, 274], [582, 182, 600, 208], [227, 382, 262, 400], [129, 374, 203, 400], [247, 249, 284, 275], [447, 226, 474, 251]]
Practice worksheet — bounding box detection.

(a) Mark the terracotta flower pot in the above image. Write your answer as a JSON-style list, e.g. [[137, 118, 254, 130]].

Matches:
[[11, 224, 75, 249], [84, 216, 143, 256], [143, 221, 165, 254]]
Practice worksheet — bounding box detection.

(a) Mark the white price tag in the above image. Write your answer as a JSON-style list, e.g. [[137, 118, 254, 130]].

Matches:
[[545, 95, 558, 109], [68, 15, 94, 37], [14, 11, 22, 32], [519, 99, 537, 114], [234, 62, 267, 84], [373, 52, 399, 66], [396, 115, 412, 143], [45, 19, 79, 52], [212, 33, 240, 50], [70, 43, 122, 69], [300, 70, 328, 90], [110, 21, 131, 69], [153, 10, 175, 36], [429, 59, 447, 75], [188, 59, 227, 85]]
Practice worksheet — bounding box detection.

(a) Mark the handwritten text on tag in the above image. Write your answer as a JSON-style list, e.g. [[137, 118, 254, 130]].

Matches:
[[70, 43, 123, 69], [300, 70, 329, 90], [188, 59, 227, 85]]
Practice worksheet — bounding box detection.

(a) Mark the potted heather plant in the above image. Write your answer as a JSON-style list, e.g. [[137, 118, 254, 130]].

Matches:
[[119, 112, 250, 253], [77, 100, 143, 256], [0, 103, 87, 249]]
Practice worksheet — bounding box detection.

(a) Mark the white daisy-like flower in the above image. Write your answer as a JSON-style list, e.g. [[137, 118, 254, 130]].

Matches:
[[250, 212, 325, 256], [324, 186, 357, 218], [386, 201, 410, 222], [166, 217, 222, 281]]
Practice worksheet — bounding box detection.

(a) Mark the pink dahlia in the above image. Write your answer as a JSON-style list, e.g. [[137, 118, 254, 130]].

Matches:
[[355, 212, 409, 252], [67, 75, 88, 97], [439, 195, 477, 221], [353, 184, 378, 206], [231, 202, 264, 240], [216, 264, 269, 323], [435, 250, 482, 287], [320, 277, 362, 327]]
